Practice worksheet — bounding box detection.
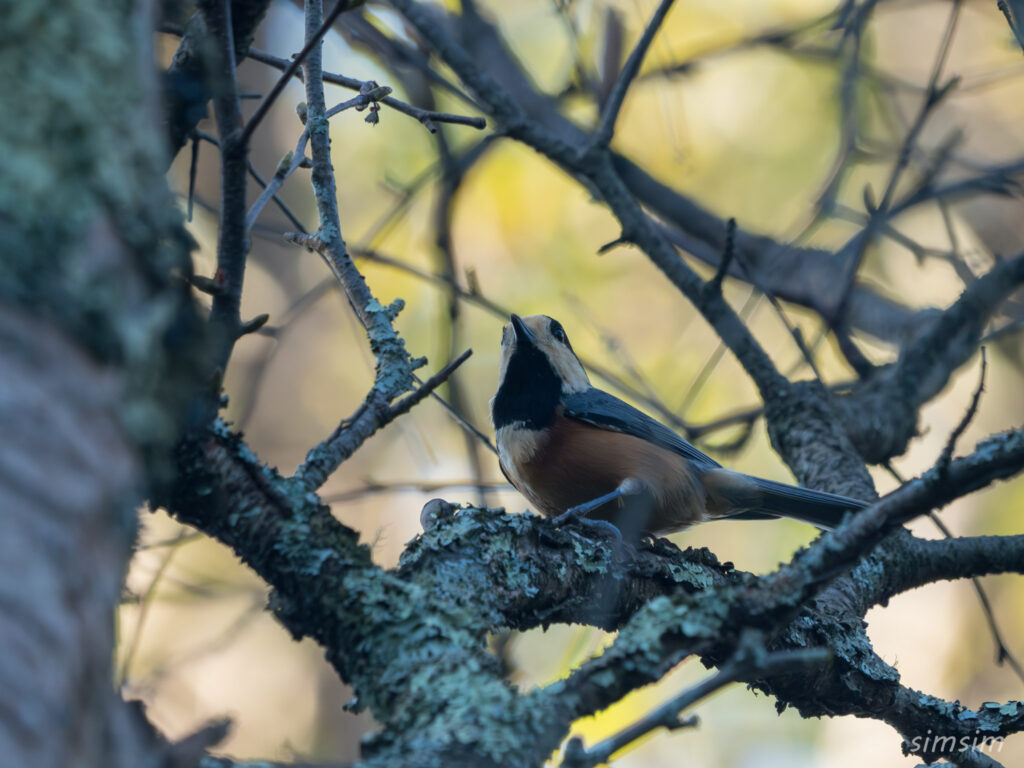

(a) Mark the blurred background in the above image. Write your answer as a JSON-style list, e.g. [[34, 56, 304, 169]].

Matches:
[[129, 0, 1024, 765]]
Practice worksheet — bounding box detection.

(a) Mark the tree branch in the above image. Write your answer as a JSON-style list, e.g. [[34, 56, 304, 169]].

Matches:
[[837, 253, 1024, 463], [167, 417, 1024, 765], [238, 0, 351, 146], [295, 349, 471, 490], [201, 0, 250, 374], [589, 0, 675, 149], [562, 645, 829, 768], [246, 48, 486, 131]]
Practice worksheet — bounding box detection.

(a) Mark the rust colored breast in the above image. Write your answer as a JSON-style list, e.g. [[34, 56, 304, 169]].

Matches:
[[513, 412, 710, 535]]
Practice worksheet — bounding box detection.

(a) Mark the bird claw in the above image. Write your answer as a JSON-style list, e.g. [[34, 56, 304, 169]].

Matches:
[[552, 504, 588, 527], [556, 516, 624, 558], [576, 518, 624, 548], [552, 480, 644, 555]]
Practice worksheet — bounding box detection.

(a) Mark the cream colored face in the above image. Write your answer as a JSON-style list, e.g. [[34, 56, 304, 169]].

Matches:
[[498, 314, 590, 394]]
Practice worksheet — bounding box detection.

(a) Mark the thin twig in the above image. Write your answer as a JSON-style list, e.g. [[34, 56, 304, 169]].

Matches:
[[675, 289, 762, 414], [246, 158, 307, 232], [239, 0, 350, 146], [706, 217, 736, 295], [323, 479, 509, 504], [388, 349, 473, 420], [998, 1, 1024, 55], [357, 161, 442, 247], [878, 0, 962, 214], [812, 1, 867, 218], [118, 534, 190, 685], [196, 129, 311, 235], [246, 130, 310, 232], [246, 48, 486, 132], [562, 645, 830, 767], [937, 347, 987, 474], [928, 511, 1024, 687], [187, 133, 200, 222], [830, 0, 962, 329], [731, 239, 827, 384], [431, 129, 492, 505], [419, 385, 498, 454], [590, 0, 675, 149]]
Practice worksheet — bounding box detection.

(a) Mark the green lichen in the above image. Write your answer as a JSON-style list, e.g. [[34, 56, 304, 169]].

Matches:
[[363, 297, 422, 399], [668, 559, 715, 588]]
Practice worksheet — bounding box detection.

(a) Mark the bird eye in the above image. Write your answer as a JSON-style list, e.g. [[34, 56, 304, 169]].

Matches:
[[550, 321, 568, 344]]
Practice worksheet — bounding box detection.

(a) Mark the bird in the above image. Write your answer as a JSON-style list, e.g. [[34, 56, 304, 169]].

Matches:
[[490, 313, 867, 540]]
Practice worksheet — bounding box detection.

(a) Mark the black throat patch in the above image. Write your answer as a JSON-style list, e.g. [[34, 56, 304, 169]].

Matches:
[[492, 342, 561, 430]]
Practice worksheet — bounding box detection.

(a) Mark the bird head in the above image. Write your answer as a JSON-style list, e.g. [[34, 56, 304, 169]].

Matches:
[[491, 314, 590, 430]]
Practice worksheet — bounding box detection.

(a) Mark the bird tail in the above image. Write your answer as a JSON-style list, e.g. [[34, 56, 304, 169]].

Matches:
[[703, 468, 867, 529], [745, 476, 868, 529]]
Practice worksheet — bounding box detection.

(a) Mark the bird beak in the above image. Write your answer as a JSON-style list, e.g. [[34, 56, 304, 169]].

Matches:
[[510, 314, 534, 345]]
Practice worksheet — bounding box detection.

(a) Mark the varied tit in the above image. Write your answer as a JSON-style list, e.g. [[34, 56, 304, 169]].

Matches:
[[490, 314, 866, 539]]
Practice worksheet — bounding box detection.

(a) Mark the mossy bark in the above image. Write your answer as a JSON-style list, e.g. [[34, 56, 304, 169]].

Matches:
[[0, 2, 204, 765]]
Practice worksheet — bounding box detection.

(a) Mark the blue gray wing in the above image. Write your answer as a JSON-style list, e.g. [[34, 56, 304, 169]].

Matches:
[[561, 389, 721, 469]]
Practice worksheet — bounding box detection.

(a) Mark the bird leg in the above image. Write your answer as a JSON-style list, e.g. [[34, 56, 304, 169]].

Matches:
[[553, 477, 644, 527]]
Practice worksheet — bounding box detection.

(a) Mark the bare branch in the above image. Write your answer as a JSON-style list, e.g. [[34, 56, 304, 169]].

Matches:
[[999, 1, 1024, 55], [281, 0, 447, 490], [168, 414, 1024, 767], [563, 645, 829, 768], [294, 350, 472, 490], [590, 0, 675, 149], [201, 0, 251, 376], [869, 533, 1024, 606], [246, 48, 486, 131], [836, 254, 1024, 464], [238, 0, 350, 146], [245, 129, 310, 232], [937, 347, 987, 473]]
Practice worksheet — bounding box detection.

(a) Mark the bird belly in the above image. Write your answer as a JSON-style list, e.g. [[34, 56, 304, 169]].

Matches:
[[498, 416, 709, 535]]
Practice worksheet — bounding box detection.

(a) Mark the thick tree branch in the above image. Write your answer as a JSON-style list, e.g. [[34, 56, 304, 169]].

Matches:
[[867, 534, 1024, 608], [168, 419, 1024, 765], [539, 428, 1024, 760], [838, 253, 1024, 463]]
